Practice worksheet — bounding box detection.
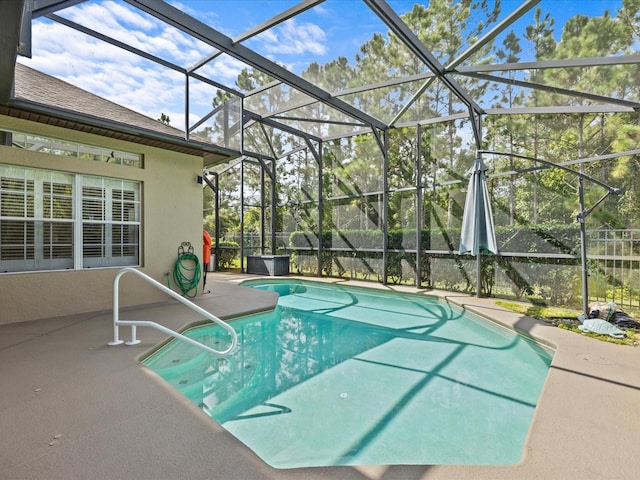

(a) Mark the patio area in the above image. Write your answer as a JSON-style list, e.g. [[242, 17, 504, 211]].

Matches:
[[1, 272, 639, 480]]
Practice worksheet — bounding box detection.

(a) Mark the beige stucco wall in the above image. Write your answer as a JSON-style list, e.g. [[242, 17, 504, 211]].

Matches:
[[0, 116, 206, 324]]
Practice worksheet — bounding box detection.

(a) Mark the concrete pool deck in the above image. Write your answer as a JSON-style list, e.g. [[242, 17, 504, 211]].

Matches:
[[1, 273, 639, 480]]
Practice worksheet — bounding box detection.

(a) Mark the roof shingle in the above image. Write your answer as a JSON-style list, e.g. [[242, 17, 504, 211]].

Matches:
[[4, 63, 237, 164]]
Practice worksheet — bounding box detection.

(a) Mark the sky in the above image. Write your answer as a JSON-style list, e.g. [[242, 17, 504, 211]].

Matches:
[[17, 0, 626, 133]]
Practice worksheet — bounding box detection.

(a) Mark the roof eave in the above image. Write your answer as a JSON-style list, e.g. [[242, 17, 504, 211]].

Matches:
[[1, 99, 241, 165]]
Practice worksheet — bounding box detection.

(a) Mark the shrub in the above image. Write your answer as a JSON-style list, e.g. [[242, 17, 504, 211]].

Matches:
[[213, 241, 239, 269]]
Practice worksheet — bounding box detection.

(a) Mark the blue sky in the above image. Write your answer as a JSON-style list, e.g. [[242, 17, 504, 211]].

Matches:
[[18, 0, 626, 131]]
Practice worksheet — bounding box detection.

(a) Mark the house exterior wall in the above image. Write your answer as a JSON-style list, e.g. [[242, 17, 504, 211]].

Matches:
[[0, 115, 205, 324]]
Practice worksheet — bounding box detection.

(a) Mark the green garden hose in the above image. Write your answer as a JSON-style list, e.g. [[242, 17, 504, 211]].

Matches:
[[167, 242, 201, 298]]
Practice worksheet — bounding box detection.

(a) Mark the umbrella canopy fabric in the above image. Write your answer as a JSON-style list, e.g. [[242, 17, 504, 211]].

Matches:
[[459, 156, 498, 256]]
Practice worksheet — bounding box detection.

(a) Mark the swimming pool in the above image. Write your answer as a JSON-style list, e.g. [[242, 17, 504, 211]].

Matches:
[[144, 279, 553, 468]]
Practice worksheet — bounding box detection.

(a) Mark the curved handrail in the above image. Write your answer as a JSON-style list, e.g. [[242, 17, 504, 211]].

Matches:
[[108, 267, 237, 355]]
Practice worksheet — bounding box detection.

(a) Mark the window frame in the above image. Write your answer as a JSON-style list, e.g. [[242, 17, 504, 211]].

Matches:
[[4, 129, 143, 168], [0, 164, 141, 273]]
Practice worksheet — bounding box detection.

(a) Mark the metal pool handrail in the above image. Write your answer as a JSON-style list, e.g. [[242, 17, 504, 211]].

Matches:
[[108, 267, 237, 355]]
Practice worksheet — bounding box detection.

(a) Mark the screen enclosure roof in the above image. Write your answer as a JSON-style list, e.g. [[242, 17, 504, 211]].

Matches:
[[1, 0, 639, 163]]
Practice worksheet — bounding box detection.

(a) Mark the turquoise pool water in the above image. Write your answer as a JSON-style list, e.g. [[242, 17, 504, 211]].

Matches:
[[144, 280, 553, 468]]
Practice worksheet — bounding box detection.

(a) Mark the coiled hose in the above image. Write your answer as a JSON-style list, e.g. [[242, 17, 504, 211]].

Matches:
[[168, 251, 201, 298]]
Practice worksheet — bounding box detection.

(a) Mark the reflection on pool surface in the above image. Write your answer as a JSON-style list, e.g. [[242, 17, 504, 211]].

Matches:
[[144, 280, 553, 468]]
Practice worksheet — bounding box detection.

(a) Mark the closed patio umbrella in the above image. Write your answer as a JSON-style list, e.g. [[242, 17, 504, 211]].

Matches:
[[459, 154, 497, 296]]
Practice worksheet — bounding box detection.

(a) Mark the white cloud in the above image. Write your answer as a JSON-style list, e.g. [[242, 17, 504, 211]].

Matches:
[[167, 0, 223, 32], [256, 18, 327, 56], [69, 0, 157, 31], [195, 55, 249, 86], [59, 1, 214, 66], [18, 0, 328, 130], [21, 1, 233, 126]]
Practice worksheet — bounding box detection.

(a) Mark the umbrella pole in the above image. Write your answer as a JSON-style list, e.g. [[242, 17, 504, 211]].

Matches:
[[476, 253, 482, 298], [476, 166, 482, 298]]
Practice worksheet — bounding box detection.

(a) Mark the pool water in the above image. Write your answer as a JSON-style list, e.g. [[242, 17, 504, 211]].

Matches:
[[144, 280, 553, 468]]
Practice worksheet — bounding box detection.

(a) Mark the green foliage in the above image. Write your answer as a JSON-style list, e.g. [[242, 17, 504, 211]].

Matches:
[[288, 223, 584, 296], [157, 113, 170, 125], [494, 299, 581, 321], [203, 0, 640, 311], [213, 241, 239, 269], [493, 301, 638, 347]]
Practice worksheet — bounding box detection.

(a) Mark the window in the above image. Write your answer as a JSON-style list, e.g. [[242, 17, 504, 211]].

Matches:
[[3, 129, 142, 167], [81, 177, 140, 268], [0, 165, 140, 273]]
